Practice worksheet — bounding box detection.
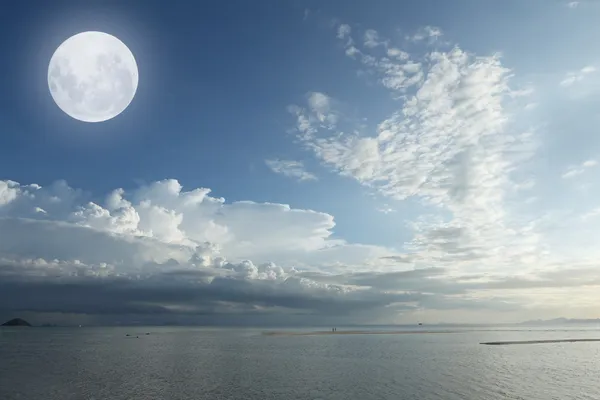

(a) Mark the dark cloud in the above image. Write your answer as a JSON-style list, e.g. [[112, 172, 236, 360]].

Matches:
[[0, 259, 539, 326], [0, 263, 422, 324]]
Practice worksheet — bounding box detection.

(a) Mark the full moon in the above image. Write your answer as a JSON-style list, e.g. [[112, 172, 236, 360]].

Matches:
[[48, 31, 139, 123]]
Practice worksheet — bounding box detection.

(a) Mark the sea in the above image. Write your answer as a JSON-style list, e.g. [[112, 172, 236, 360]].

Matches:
[[1, 325, 599, 400]]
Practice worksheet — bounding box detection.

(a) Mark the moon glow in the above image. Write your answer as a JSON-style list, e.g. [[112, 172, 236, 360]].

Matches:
[[48, 31, 139, 123]]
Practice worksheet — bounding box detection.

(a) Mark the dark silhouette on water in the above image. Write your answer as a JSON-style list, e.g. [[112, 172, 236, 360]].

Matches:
[[481, 339, 600, 345], [1, 318, 31, 327]]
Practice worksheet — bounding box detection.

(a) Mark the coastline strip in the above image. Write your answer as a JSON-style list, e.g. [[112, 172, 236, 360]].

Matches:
[[480, 339, 600, 345], [262, 330, 459, 336]]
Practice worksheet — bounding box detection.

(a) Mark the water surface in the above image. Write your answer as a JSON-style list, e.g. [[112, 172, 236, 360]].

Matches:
[[1, 326, 599, 399]]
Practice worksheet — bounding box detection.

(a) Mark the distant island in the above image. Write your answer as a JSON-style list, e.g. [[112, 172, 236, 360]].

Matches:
[[1, 318, 32, 327]]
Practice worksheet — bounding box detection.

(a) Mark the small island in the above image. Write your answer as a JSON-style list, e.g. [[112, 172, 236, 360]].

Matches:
[[1, 318, 32, 327]]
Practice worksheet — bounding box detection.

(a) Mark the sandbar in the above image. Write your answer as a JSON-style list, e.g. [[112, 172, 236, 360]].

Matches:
[[263, 330, 460, 336], [262, 331, 600, 345], [481, 339, 600, 345]]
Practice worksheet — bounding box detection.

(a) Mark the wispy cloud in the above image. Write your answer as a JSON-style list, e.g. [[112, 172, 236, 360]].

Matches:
[[265, 159, 318, 182], [376, 205, 396, 214], [567, 1, 579, 8], [561, 159, 597, 179], [288, 24, 542, 281], [580, 207, 600, 221], [560, 65, 596, 87], [524, 102, 538, 111]]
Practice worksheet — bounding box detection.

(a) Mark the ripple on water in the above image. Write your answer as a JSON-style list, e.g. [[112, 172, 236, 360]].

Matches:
[[1, 327, 599, 400]]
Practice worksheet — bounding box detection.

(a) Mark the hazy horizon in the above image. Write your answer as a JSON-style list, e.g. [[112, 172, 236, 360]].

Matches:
[[4, 315, 600, 328]]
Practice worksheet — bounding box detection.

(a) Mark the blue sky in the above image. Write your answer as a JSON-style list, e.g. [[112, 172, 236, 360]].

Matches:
[[1, 0, 600, 325]]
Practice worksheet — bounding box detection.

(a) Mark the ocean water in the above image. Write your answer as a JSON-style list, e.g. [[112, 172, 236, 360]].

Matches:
[[1, 326, 600, 399]]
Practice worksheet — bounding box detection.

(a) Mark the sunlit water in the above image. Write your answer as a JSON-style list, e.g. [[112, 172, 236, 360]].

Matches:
[[1, 326, 600, 399]]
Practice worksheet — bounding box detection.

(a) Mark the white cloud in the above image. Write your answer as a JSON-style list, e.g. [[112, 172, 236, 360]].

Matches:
[[524, 102, 538, 111], [376, 205, 396, 214], [2, 176, 599, 323], [568, 1, 579, 8], [303, 8, 310, 20], [560, 65, 596, 87], [387, 48, 410, 61], [289, 24, 545, 279], [561, 159, 597, 179], [3, 178, 509, 324], [265, 159, 317, 182], [363, 29, 382, 48], [337, 24, 351, 39], [580, 207, 600, 221], [0, 180, 19, 206], [307, 91, 336, 124], [334, 30, 426, 93], [0, 179, 403, 270], [408, 26, 443, 43], [345, 46, 360, 58], [581, 66, 596, 74]]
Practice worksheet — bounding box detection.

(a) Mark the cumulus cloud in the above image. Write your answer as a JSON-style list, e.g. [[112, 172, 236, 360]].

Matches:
[[5, 175, 574, 325], [0, 181, 19, 206], [0, 178, 463, 325], [265, 159, 317, 181], [2, 175, 597, 324], [0, 179, 369, 264]]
